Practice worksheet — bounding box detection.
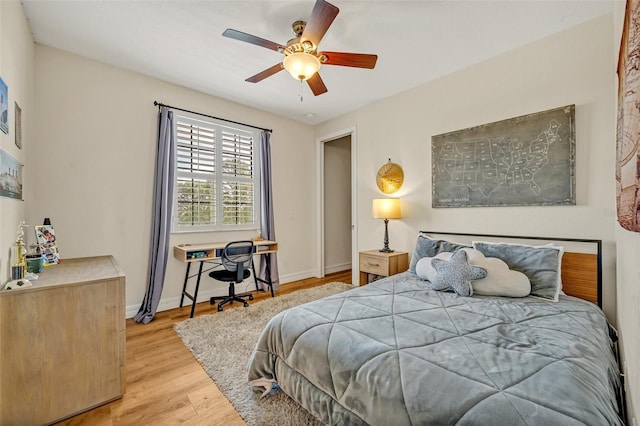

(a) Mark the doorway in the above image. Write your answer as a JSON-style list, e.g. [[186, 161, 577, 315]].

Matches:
[[317, 128, 357, 285]]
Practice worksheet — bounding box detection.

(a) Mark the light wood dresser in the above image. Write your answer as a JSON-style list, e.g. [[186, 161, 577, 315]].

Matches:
[[0, 256, 126, 425]]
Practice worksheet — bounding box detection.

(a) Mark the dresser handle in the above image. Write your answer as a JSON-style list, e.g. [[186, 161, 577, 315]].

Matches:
[[367, 262, 380, 267]]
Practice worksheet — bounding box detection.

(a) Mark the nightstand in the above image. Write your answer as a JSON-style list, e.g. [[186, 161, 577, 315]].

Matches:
[[359, 250, 409, 285]]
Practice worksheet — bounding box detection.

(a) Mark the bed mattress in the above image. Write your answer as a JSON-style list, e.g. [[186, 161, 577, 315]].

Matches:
[[248, 272, 622, 425]]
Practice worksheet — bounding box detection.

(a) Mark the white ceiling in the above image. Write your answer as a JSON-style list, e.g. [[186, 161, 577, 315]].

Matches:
[[21, 0, 615, 125]]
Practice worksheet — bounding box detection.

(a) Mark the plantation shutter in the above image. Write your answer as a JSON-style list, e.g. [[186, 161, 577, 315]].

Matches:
[[221, 130, 255, 225], [173, 115, 259, 231], [175, 120, 216, 226]]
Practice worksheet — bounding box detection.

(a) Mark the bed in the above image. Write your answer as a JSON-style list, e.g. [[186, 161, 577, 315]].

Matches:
[[248, 233, 625, 425]]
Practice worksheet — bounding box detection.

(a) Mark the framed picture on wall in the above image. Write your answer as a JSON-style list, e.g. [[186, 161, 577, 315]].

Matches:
[[616, 0, 640, 232], [15, 102, 22, 149], [432, 105, 576, 208], [0, 148, 23, 200], [0, 77, 7, 135]]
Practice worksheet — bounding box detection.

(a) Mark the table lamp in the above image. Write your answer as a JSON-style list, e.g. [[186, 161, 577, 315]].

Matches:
[[372, 198, 402, 253]]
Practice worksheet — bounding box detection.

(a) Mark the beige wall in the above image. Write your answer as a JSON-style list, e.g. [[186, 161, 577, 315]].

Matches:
[[29, 45, 316, 316], [615, 228, 639, 421], [323, 135, 351, 273], [317, 14, 618, 316], [0, 1, 33, 284], [0, 0, 35, 418]]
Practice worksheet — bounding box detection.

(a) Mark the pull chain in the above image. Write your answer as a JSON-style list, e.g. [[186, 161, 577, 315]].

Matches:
[[299, 79, 304, 102]]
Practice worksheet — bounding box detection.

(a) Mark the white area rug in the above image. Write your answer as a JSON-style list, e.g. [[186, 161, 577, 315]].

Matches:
[[174, 282, 353, 426]]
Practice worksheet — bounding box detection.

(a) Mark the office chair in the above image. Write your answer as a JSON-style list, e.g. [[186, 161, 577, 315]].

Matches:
[[209, 240, 256, 312]]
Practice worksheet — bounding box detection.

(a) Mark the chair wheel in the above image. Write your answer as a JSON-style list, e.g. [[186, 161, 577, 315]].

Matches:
[[217, 305, 223, 312], [249, 294, 254, 301], [243, 302, 249, 307]]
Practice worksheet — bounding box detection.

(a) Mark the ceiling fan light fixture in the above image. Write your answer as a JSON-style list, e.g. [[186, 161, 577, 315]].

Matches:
[[283, 52, 321, 81], [222, 0, 376, 95]]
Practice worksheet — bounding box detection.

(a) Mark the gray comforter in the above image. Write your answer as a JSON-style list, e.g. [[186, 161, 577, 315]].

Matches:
[[248, 272, 622, 425]]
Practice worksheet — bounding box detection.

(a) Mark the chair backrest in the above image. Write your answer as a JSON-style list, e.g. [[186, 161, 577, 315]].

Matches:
[[221, 241, 255, 282]]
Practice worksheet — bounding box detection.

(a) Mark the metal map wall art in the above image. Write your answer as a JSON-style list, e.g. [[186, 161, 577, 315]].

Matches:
[[432, 105, 575, 208], [616, 0, 640, 232]]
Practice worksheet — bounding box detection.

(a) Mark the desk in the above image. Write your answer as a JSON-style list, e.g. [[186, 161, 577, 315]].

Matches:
[[174, 240, 278, 317]]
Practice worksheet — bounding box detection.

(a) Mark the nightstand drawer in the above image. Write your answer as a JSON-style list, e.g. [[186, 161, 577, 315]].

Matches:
[[359, 253, 389, 276]]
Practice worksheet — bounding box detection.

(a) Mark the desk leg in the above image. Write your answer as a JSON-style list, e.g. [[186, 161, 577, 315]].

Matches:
[[266, 253, 274, 297], [252, 254, 274, 297], [251, 261, 263, 293], [190, 262, 204, 318], [179, 262, 192, 308], [253, 259, 260, 292]]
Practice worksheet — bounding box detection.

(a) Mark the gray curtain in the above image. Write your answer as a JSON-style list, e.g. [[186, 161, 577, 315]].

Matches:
[[258, 131, 280, 290], [134, 107, 175, 324]]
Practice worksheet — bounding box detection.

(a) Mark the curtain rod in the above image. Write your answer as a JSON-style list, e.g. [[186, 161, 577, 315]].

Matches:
[[153, 101, 272, 133]]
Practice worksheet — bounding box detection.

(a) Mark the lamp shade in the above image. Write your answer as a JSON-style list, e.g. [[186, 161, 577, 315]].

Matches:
[[283, 52, 321, 81], [372, 198, 402, 219]]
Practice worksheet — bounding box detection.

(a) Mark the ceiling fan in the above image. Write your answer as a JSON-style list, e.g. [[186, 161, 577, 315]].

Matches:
[[222, 0, 378, 96]]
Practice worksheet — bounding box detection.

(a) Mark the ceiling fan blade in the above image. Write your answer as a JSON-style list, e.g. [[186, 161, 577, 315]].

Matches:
[[320, 52, 378, 69], [246, 63, 284, 83], [307, 73, 328, 96], [300, 0, 339, 49], [223, 29, 284, 52]]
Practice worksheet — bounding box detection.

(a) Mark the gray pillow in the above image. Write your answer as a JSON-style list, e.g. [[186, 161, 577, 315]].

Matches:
[[472, 241, 563, 302], [409, 233, 469, 273], [431, 250, 487, 297]]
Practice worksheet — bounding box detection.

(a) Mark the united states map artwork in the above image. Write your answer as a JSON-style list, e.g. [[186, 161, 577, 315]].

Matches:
[[432, 105, 575, 208]]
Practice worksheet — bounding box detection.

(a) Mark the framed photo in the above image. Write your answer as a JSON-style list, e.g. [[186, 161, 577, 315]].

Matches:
[[616, 0, 640, 232], [432, 105, 576, 208], [0, 148, 23, 200], [0, 77, 7, 134], [15, 102, 22, 149], [35, 225, 61, 266]]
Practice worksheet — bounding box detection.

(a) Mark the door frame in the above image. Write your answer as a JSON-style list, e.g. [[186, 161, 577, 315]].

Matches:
[[316, 127, 358, 285]]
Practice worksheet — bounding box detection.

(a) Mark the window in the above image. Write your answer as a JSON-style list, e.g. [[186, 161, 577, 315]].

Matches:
[[173, 113, 260, 232]]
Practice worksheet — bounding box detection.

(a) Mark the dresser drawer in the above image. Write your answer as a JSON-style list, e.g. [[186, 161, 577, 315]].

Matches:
[[359, 253, 389, 276]]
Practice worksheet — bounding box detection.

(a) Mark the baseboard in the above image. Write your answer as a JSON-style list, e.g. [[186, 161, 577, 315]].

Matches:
[[125, 287, 222, 319], [125, 269, 320, 319], [278, 269, 318, 284], [324, 262, 351, 275]]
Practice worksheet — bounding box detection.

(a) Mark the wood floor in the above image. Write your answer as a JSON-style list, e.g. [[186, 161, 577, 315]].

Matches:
[[55, 270, 352, 426]]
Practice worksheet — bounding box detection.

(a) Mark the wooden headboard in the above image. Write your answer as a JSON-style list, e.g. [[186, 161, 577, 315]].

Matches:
[[421, 231, 602, 307]]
